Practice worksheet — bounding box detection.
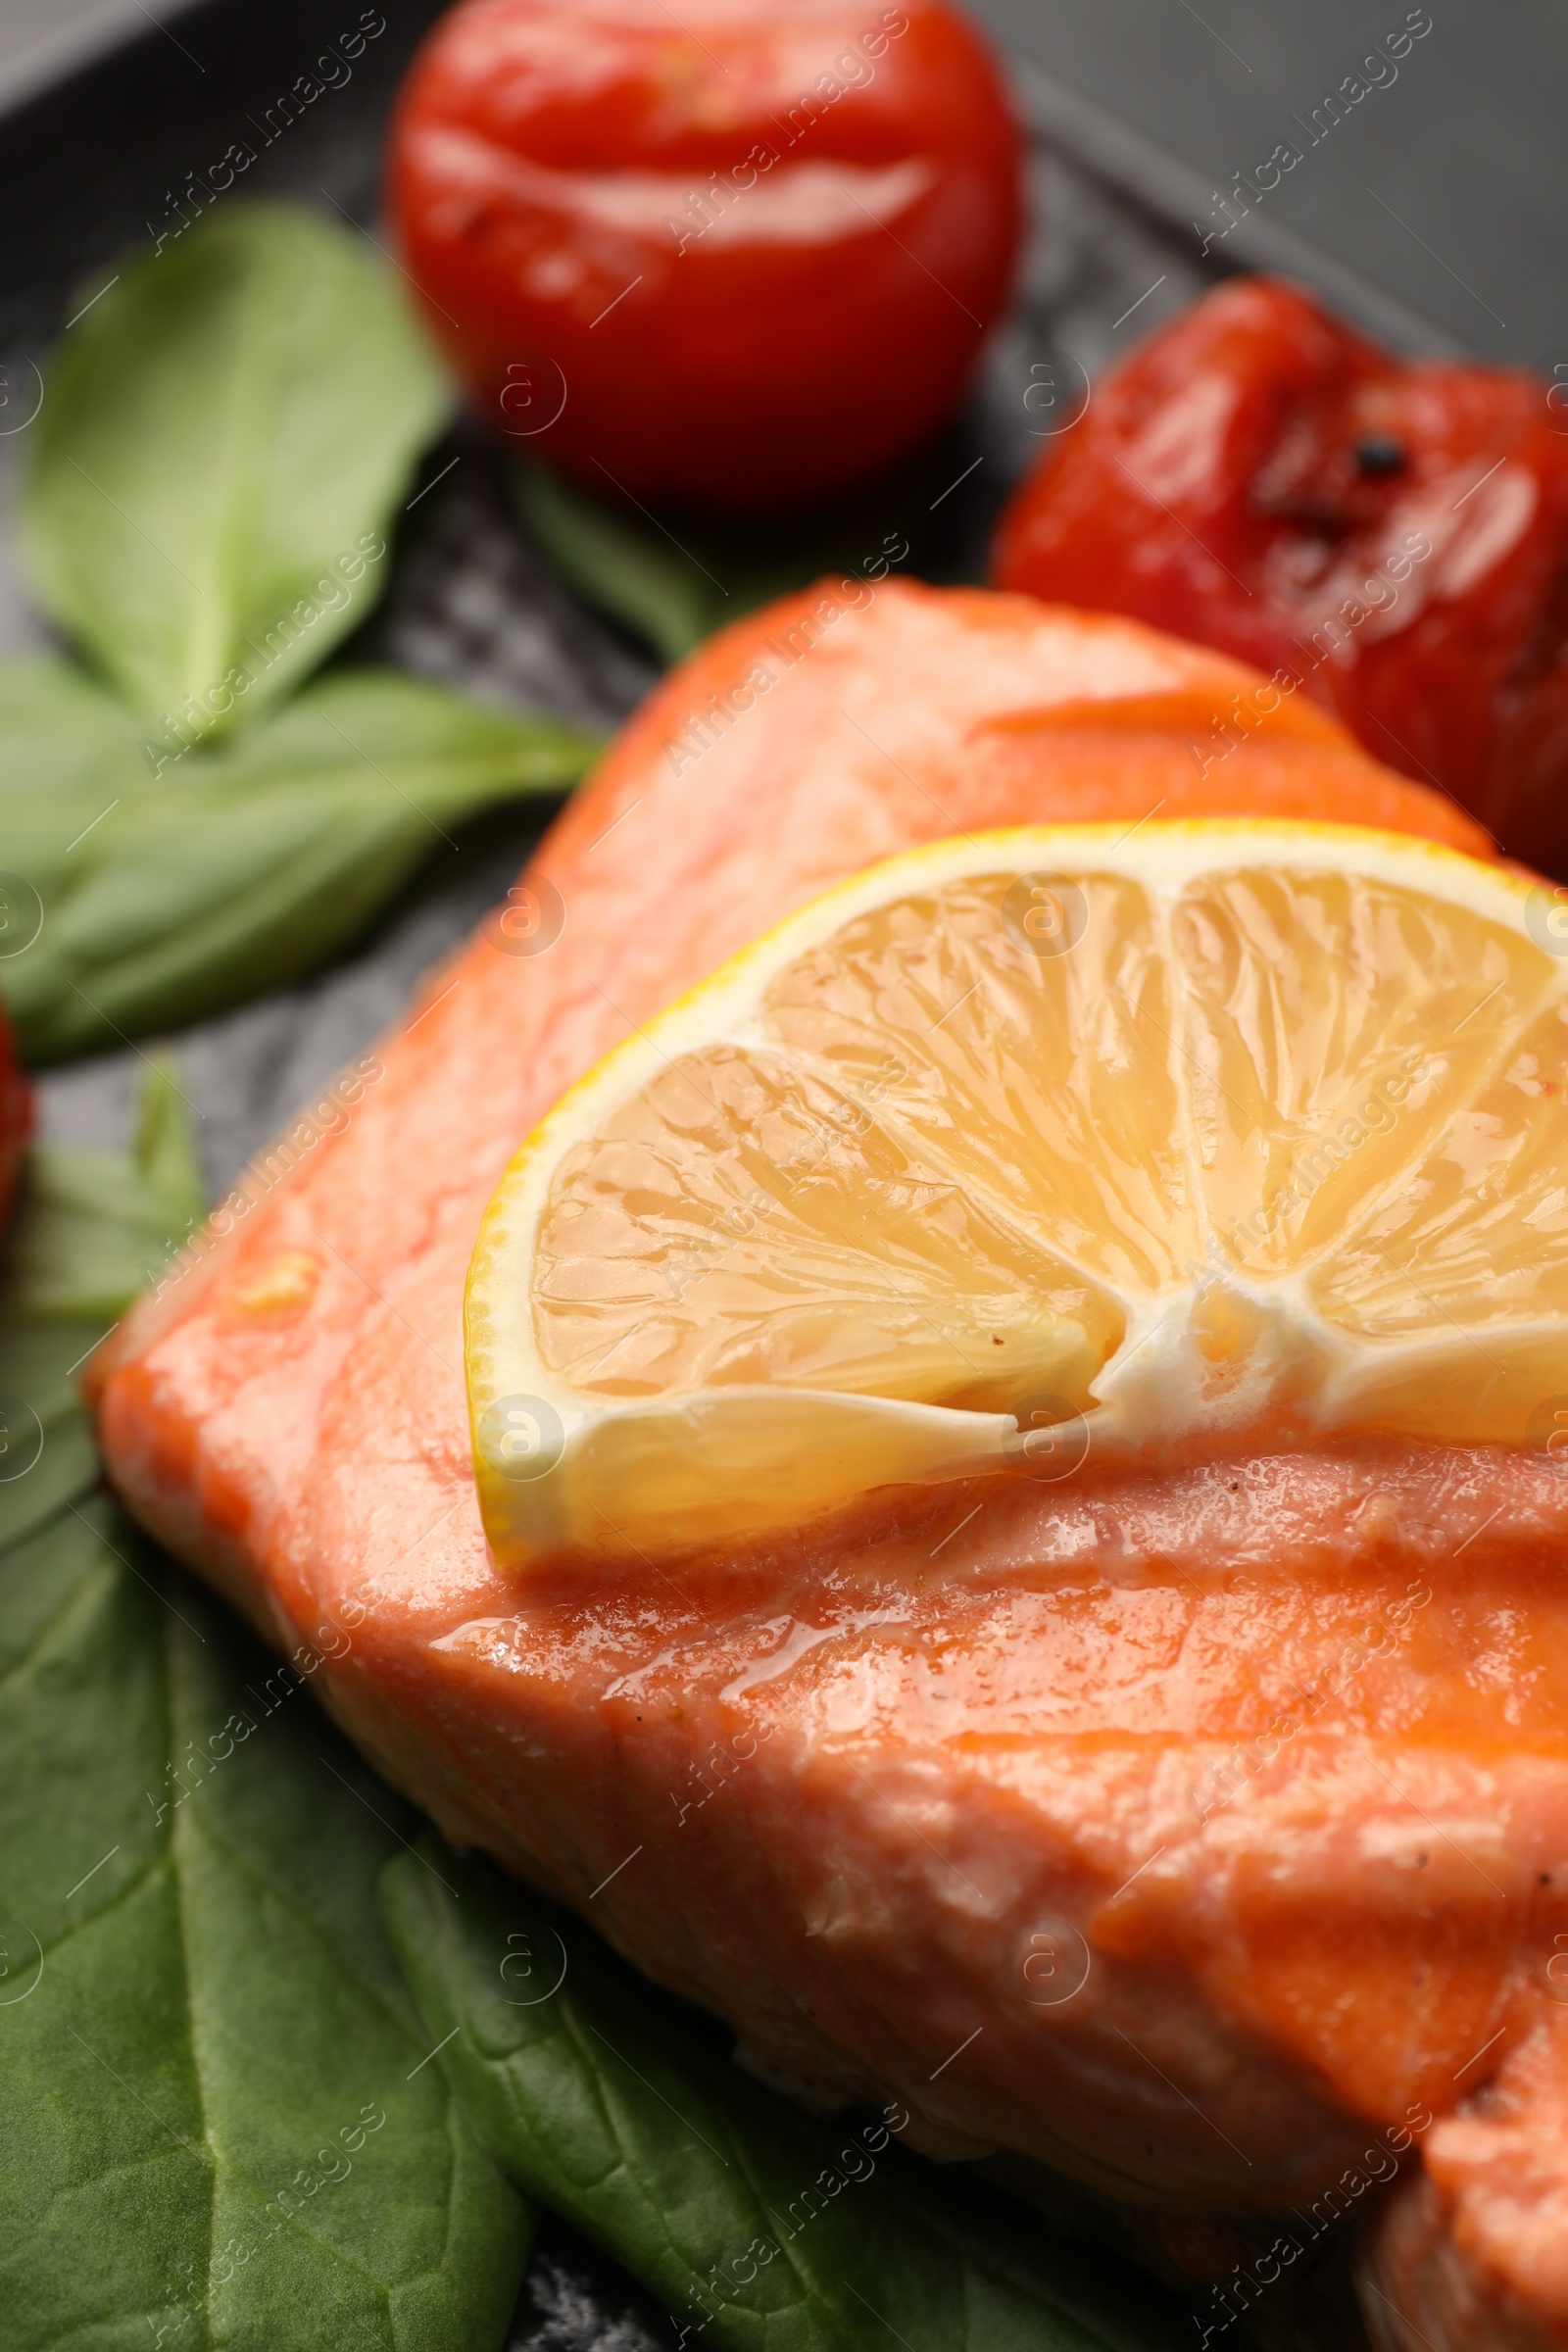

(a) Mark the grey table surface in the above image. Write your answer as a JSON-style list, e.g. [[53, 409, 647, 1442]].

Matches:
[[979, 0, 1561, 366]]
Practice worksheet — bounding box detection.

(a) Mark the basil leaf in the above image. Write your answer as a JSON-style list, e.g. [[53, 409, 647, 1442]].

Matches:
[[0, 663, 600, 1062], [514, 463, 920, 665], [0, 1509, 531, 2352], [384, 1848, 1189, 2352], [514, 466, 732, 666], [0, 1236, 531, 2347], [0, 1321, 99, 1554], [3, 1059, 204, 1321], [0, 651, 151, 789], [24, 201, 449, 736], [132, 1054, 208, 1235]]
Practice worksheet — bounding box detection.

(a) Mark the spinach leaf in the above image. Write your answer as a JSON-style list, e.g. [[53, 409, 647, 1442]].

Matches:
[[2, 1058, 205, 1321], [0, 662, 600, 1062], [384, 1848, 1190, 2352], [24, 202, 449, 736], [0, 1128, 532, 2351], [514, 463, 919, 665]]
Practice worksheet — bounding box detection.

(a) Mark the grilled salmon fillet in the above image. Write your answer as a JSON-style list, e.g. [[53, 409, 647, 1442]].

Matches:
[[91, 585, 1566, 2349]]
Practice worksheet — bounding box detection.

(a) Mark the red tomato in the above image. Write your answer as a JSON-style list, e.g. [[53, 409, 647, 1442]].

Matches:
[[0, 1001, 30, 1234], [388, 0, 1022, 514], [992, 276, 1568, 874]]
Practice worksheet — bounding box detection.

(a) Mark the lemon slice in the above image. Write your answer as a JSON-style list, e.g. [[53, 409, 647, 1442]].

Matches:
[[466, 821, 1568, 1565]]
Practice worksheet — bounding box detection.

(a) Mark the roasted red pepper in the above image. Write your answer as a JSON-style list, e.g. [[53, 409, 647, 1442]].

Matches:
[[388, 0, 1021, 515], [993, 276, 1568, 872]]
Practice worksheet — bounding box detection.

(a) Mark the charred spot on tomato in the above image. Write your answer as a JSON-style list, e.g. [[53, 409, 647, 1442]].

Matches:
[[1250, 403, 1367, 535], [1353, 434, 1406, 478]]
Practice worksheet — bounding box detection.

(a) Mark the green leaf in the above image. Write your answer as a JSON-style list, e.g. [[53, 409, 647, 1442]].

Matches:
[[0, 647, 152, 790], [0, 1321, 99, 1554], [514, 463, 920, 665], [0, 1511, 531, 2352], [514, 467, 734, 666], [2, 1059, 205, 1321], [0, 1239, 532, 2347], [384, 1847, 1190, 2352], [24, 201, 450, 736], [0, 662, 601, 1062], [133, 1055, 208, 1235]]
